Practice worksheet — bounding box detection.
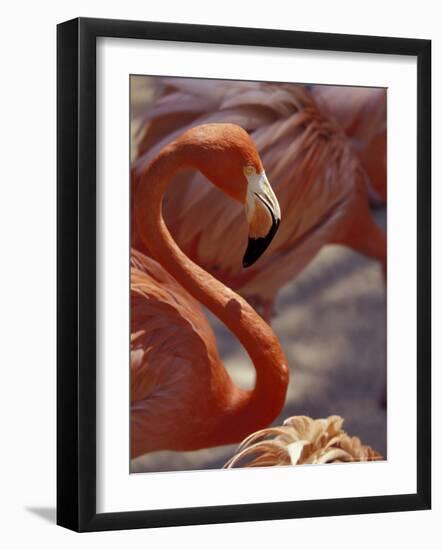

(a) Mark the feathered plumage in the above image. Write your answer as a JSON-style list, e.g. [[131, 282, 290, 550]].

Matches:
[[131, 248, 226, 456], [312, 85, 387, 204], [224, 415, 382, 468]]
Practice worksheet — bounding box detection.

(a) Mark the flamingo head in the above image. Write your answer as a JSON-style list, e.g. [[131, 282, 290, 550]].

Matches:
[[180, 123, 281, 267]]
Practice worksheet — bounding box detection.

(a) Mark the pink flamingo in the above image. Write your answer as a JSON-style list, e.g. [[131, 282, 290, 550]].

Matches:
[[131, 123, 289, 459], [132, 79, 386, 319]]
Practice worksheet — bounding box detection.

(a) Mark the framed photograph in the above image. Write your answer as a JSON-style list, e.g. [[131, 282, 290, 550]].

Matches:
[[57, 17, 431, 532]]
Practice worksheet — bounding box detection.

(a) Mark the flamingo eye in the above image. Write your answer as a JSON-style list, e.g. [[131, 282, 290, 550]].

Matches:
[[243, 166, 255, 177]]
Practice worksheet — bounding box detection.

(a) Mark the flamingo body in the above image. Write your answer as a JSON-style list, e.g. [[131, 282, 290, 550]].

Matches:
[[131, 249, 236, 456]]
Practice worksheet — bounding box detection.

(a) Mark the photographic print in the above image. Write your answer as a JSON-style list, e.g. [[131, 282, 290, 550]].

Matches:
[[129, 76, 387, 474]]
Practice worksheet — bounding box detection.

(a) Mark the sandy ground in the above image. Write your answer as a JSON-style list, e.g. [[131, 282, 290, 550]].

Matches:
[[130, 75, 387, 473]]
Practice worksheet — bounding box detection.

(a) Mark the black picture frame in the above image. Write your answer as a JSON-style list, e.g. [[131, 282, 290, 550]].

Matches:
[[57, 17, 431, 532]]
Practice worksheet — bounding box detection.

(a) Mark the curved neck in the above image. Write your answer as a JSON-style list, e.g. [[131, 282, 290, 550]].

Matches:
[[134, 142, 289, 441]]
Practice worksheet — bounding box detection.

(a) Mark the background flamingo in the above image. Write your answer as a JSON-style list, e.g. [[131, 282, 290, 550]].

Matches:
[[131, 123, 289, 459], [312, 85, 387, 205], [132, 78, 386, 319]]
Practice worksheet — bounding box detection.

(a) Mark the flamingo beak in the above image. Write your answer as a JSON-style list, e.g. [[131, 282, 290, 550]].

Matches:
[[243, 171, 281, 268]]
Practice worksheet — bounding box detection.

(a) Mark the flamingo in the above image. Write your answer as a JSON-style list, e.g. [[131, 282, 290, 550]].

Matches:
[[131, 123, 289, 459], [312, 85, 387, 205], [224, 415, 382, 468], [132, 78, 386, 319]]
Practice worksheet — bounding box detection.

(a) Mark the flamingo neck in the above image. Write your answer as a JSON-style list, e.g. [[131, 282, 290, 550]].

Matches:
[[134, 142, 289, 443]]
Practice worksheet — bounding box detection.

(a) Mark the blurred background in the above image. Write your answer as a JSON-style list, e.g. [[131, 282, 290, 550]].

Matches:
[[130, 76, 387, 473]]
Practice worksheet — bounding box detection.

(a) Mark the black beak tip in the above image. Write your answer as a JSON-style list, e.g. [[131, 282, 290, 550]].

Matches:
[[242, 218, 280, 268], [242, 255, 255, 268]]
